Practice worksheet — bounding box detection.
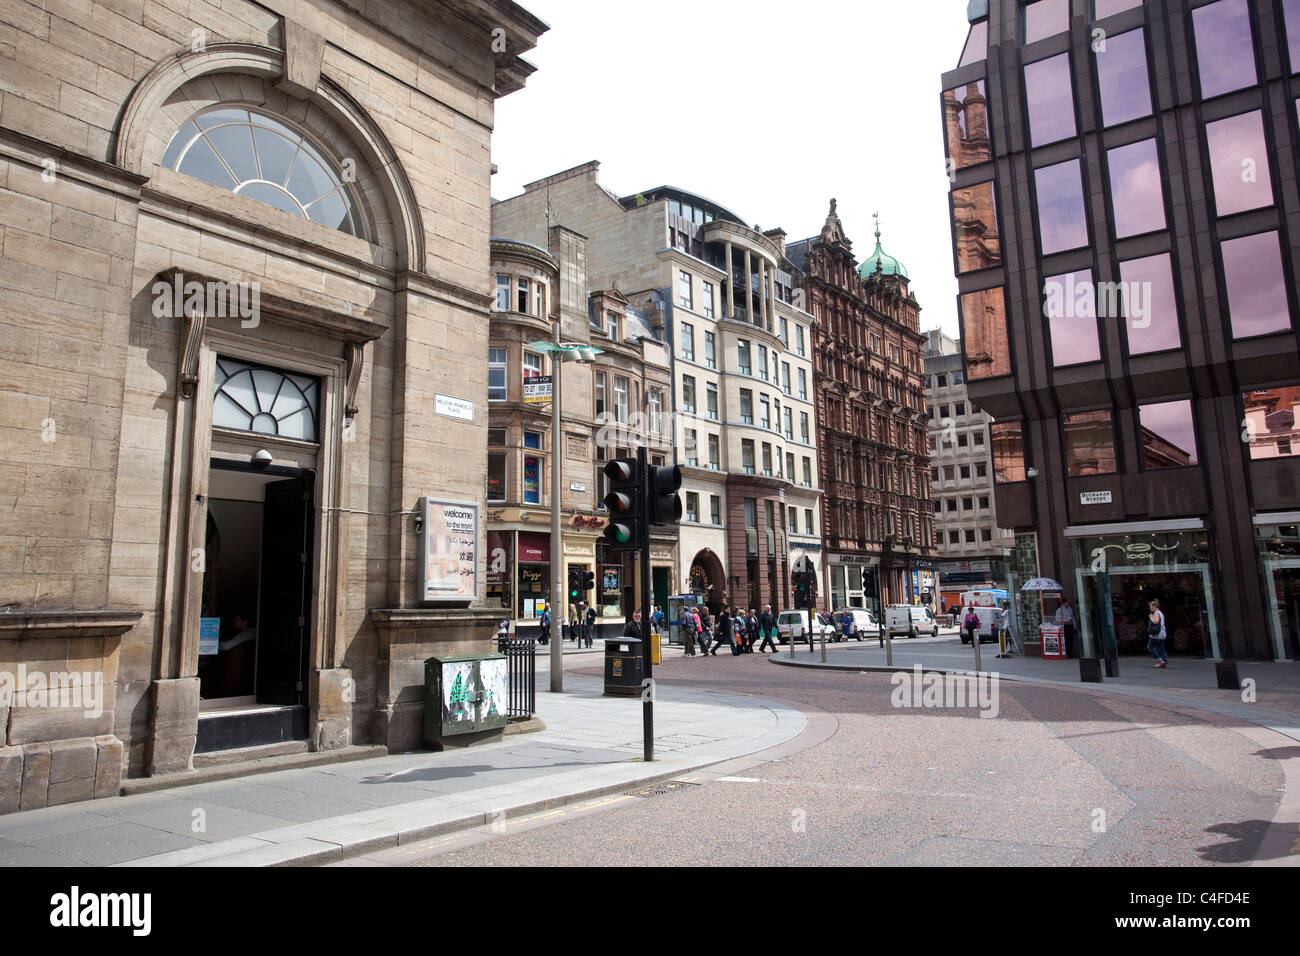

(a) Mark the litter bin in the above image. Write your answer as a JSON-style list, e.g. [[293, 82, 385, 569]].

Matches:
[[604, 636, 644, 697]]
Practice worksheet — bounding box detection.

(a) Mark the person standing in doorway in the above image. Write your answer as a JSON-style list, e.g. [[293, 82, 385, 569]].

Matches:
[[1057, 597, 1077, 658], [1147, 599, 1169, 668]]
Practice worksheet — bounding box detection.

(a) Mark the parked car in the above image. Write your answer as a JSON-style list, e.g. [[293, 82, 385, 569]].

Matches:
[[885, 604, 940, 638], [830, 607, 881, 641], [776, 609, 835, 646]]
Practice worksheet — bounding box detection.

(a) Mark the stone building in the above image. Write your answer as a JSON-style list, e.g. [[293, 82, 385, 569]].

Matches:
[[924, 329, 1014, 610], [942, 0, 1300, 659], [486, 231, 673, 636], [0, 0, 546, 812], [787, 203, 935, 613], [492, 163, 823, 616]]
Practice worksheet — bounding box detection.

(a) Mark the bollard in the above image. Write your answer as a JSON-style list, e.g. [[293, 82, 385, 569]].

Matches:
[[884, 626, 892, 666], [820, 624, 827, 663], [972, 627, 982, 673]]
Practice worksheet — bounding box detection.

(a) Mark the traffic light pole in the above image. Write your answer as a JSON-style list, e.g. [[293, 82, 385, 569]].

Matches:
[[639, 446, 653, 762], [550, 319, 564, 694]]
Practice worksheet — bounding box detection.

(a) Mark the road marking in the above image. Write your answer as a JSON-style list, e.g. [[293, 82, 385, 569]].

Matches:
[[716, 776, 761, 783]]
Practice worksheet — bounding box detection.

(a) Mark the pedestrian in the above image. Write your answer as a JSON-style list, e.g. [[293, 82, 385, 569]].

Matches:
[[584, 603, 597, 649], [682, 605, 697, 656], [568, 602, 578, 641], [963, 607, 980, 646], [758, 604, 778, 653], [840, 612, 852, 644], [1057, 597, 1077, 658], [711, 606, 735, 656], [1147, 599, 1169, 668], [699, 606, 714, 656], [538, 604, 550, 646], [623, 610, 642, 639], [996, 603, 1015, 658], [745, 608, 759, 654], [653, 605, 665, 638]]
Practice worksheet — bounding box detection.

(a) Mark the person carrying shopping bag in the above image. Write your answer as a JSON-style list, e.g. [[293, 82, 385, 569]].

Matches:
[[1147, 599, 1169, 668]]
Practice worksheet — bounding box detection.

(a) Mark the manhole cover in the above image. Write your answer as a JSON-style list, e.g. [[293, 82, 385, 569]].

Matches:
[[624, 780, 701, 798]]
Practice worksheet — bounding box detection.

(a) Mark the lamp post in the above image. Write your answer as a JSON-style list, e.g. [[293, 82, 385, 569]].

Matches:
[[527, 332, 601, 693]]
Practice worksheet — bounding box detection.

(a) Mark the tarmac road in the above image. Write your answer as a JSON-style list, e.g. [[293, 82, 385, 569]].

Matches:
[[369, 651, 1293, 867]]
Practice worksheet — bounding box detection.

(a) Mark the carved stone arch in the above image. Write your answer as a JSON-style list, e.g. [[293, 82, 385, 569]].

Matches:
[[114, 42, 426, 273]]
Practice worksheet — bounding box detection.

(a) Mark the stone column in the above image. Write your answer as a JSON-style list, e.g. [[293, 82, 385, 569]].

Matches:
[[725, 241, 735, 319], [743, 249, 752, 324]]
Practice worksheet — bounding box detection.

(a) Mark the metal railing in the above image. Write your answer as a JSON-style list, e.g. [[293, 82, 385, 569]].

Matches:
[[496, 635, 536, 718]]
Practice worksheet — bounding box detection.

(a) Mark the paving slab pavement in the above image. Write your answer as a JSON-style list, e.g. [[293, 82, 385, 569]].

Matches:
[[0, 674, 803, 867]]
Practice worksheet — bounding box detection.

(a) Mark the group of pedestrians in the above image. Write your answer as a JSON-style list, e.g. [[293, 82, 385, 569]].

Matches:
[[672, 603, 782, 656]]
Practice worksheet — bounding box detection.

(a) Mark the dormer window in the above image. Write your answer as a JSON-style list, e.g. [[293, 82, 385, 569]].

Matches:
[[607, 312, 621, 341]]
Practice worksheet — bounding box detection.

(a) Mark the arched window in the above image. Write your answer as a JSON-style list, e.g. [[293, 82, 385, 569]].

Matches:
[[163, 108, 364, 237], [213, 357, 319, 442]]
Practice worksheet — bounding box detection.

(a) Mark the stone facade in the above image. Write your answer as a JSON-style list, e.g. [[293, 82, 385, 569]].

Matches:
[[0, 0, 546, 811]]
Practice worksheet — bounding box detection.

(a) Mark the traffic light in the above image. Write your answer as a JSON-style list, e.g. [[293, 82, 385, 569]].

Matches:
[[581, 570, 595, 593], [647, 464, 682, 526], [792, 569, 807, 608], [602, 458, 644, 551], [568, 567, 582, 602]]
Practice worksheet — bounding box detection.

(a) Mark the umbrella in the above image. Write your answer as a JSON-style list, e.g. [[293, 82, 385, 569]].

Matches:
[[1021, 577, 1064, 592]]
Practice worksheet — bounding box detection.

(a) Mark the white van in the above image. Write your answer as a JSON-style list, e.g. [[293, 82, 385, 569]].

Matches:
[[957, 590, 1009, 644], [776, 609, 834, 646], [885, 605, 940, 638]]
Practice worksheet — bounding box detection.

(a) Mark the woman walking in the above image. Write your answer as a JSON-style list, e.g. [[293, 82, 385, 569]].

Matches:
[[1147, 599, 1169, 668], [963, 607, 980, 647]]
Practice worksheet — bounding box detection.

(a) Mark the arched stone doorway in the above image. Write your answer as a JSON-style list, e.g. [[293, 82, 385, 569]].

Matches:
[[688, 549, 727, 613]]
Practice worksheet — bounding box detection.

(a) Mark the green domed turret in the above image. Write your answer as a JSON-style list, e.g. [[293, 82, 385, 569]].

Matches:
[[857, 223, 908, 280]]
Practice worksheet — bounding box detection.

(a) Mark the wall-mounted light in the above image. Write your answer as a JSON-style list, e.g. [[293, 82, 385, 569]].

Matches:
[[1026, 467, 1040, 479], [414, 511, 424, 534], [251, 449, 272, 470]]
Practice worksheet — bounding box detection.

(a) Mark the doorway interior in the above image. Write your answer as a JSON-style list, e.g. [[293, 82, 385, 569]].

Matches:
[[1076, 565, 1219, 659]]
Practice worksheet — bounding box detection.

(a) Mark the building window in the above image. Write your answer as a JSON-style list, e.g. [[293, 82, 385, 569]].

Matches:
[[803, 457, 812, 487], [1193, 0, 1257, 99], [760, 396, 770, 430], [1222, 231, 1292, 339], [742, 440, 755, 474], [684, 428, 698, 467], [488, 453, 506, 502], [703, 281, 715, 320], [1095, 28, 1152, 127], [488, 348, 507, 402], [523, 351, 543, 380], [960, 287, 1011, 379], [212, 357, 319, 440], [1140, 400, 1199, 468], [782, 362, 791, 395], [952, 181, 1001, 273], [779, 317, 789, 347], [965, 529, 977, 543], [788, 506, 799, 534], [163, 107, 365, 236], [960, 465, 971, 479], [523, 455, 542, 505], [516, 277, 531, 315], [959, 18, 988, 68], [796, 325, 806, 357], [740, 389, 754, 424], [1108, 139, 1165, 238], [711, 495, 722, 525], [709, 434, 720, 470], [1035, 159, 1089, 255], [686, 492, 699, 523], [614, 376, 629, 423], [762, 442, 773, 476], [1064, 410, 1118, 475], [947, 499, 958, 512], [1243, 386, 1300, 459], [707, 382, 719, 420], [607, 312, 620, 340], [534, 282, 545, 318], [962, 496, 974, 511], [488, 427, 507, 446], [1119, 253, 1181, 354], [1044, 270, 1102, 366], [648, 389, 662, 434], [979, 495, 990, 509], [682, 375, 696, 414], [1024, 53, 1075, 148], [681, 322, 695, 362], [595, 371, 606, 418], [944, 79, 990, 172], [992, 421, 1027, 483], [758, 345, 769, 381], [798, 368, 808, 400], [784, 407, 793, 441], [1023, 0, 1068, 43], [494, 275, 510, 311], [523, 430, 542, 450], [786, 451, 795, 480], [976, 463, 987, 478], [679, 270, 693, 309], [804, 508, 814, 535], [1206, 112, 1273, 216], [738, 340, 751, 375], [1094, 0, 1143, 18], [800, 411, 809, 444]]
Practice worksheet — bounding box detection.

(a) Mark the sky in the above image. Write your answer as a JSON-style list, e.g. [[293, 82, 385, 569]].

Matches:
[[491, 0, 975, 337]]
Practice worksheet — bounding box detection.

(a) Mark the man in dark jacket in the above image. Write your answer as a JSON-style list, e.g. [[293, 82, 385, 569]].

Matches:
[[711, 606, 735, 656], [584, 604, 597, 648], [758, 604, 778, 653], [623, 610, 642, 640]]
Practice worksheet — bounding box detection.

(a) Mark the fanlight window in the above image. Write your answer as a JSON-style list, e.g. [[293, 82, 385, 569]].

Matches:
[[163, 108, 364, 237], [213, 357, 319, 442]]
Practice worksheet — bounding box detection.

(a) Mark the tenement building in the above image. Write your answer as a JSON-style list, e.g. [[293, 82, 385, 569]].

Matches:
[[492, 163, 823, 616], [486, 232, 673, 637], [942, 0, 1300, 660], [787, 203, 935, 614], [924, 329, 1015, 611], [0, 0, 546, 812]]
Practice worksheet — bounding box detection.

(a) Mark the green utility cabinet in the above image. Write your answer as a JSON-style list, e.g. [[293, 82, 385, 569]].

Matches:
[[424, 653, 508, 747]]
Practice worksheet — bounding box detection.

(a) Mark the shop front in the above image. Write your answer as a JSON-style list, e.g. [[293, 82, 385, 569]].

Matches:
[[827, 555, 880, 615], [1256, 514, 1300, 661], [1068, 522, 1221, 659]]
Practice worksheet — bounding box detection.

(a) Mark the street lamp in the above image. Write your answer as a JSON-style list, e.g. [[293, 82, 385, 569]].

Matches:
[[526, 332, 603, 693]]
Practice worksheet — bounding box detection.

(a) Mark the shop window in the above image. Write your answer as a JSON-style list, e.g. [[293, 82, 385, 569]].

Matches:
[[944, 79, 992, 172], [992, 421, 1027, 483], [163, 108, 365, 236], [1095, 28, 1152, 128], [1221, 231, 1292, 339], [1035, 159, 1089, 255], [960, 287, 1012, 379], [1243, 386, 1300, 459], [1064, 410, 1118, 475], [1139, 400, 1199, 468], [1119, 253, 1181, 354], [523, 455, 542, 504], [1108, 139, 1165, 238], [952, 182, 1001, 273], [1193, 0, 1256, 99], [488, 453, 506, 502], [1206, 112, 1273, 216], [1025, 54, 1076, 148], [213, 357, 318, 441]]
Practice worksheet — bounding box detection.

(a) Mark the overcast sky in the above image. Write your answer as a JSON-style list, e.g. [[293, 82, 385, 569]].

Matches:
[[491, 0, 974, 337]]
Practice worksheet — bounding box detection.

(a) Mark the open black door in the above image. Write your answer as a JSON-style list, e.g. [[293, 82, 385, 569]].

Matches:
[[256, 474, 313, 705]]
